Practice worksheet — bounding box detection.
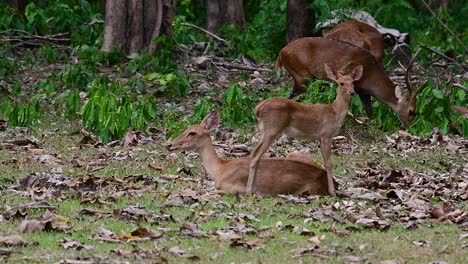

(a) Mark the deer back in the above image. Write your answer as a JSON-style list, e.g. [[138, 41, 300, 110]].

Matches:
[[326, 20, 385, 61], [277, 37, 399, 111], [220, 157, 329, 195]]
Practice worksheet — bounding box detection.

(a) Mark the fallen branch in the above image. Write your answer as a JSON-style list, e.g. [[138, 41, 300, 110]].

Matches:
[[420, 0, 467, 53], [421, 44, 468, 70], [212, 61, 271, 72], [180, 22, 228, 45]]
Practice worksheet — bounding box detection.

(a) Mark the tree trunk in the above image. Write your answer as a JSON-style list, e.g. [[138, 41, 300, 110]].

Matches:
[[206, 0, 245, 33], [7, 0, 29, 17], [101, 0, 176, 54], [286, 0, 315, 43]]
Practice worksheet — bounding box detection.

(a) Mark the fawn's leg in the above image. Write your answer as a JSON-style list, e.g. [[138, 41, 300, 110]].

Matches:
[[248, 134, 278, 194], [320, 136, 336, 196]]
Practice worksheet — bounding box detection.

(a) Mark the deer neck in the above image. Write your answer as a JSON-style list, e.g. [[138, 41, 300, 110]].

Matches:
[[198, 136, 223, 179], [331, 90, 351, 121], [368, 74, 400, 111]]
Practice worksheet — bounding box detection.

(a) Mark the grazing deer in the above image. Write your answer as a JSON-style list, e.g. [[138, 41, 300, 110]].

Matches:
[[167, 111, 332, 195], [275, 37, 423, 125], [323, 20, 385, 62], [247, 64, 362, 196]]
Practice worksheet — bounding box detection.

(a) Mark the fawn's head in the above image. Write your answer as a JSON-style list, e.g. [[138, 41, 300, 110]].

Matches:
[[167, 111, 220, 152], [324, 64, 363, 96]]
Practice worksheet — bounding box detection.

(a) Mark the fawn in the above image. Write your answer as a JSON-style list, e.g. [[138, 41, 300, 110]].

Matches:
[[247, 64, 362, 196]]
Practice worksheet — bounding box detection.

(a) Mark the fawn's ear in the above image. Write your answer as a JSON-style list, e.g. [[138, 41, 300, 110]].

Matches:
[[351, 65, 363, 81], [202, 111, 220, 132], [324, 64, 337, 81]]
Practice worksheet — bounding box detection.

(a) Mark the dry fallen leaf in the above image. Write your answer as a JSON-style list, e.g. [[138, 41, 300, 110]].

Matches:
[[0, 234, 27, 246]]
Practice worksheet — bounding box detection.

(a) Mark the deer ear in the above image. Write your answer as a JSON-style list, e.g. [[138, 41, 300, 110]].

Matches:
[[352, 65, 363, 81], [395, 86, 405, 101], [324, 64, 337, 81], [202, 111, 220, 132]]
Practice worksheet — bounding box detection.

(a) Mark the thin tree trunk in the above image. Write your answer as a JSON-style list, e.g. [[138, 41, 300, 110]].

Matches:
[[128, 0, 144, 53], [101, 0, 175, 54], [286, 0, 315, 43], [206, 0, 220, 33], [226, 0, 245, 26], [102, 0, 127, 52], [7, 0, 29, 17], [206, 0, 244, 33]]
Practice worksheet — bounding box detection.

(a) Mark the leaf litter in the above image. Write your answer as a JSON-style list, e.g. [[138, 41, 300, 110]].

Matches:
[[1, 103, 467, 263]]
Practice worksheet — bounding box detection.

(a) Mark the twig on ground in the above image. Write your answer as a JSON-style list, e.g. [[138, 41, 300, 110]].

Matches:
[[180, 22, 228, 45], [421, 44, 467, 70], [212, 61, 271, 72], [420, 0, 467, 53]]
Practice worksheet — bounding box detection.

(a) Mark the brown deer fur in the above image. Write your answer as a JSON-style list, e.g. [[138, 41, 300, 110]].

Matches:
[[167, 111, 331, 196], [274, 37, 422, 125], [247, 64, 362, 196]]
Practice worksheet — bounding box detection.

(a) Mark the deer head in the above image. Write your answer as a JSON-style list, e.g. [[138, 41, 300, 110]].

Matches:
[[394, 49, 425, 126], [324, 64, 363, 96], [167, 111, 220, 151]]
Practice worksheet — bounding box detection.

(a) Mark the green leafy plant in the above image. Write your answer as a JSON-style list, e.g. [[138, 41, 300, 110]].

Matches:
[[143, 70, 189, 97], [59, 62, 97, 91], [192, 98, 216, 123], [81, 78, 158, 142], [1, 99, 41, 127], [221, 84, 255, 126]]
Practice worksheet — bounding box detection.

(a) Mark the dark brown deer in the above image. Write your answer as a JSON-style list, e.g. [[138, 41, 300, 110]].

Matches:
[[323, 20, 385, 62], [275, 37, 423, 125]]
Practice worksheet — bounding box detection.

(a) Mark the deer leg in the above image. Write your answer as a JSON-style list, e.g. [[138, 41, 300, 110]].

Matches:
[[358, 94, 373, 118], [290, 84, 306, 98], [320, 136, 336, 196], [247, 134, 277, 194], [289, 75, 308, 98]]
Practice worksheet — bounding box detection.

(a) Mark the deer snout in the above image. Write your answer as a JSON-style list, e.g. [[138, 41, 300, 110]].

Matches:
[[348, 89, 355, 96], [166, 143, 175, 151]]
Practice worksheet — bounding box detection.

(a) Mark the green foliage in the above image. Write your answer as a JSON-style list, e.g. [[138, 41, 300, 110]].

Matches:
[[0, 4, 25, 31], [192, 98, 216, 124], [37, 43, 60, 63], [221, 0, 287, 62], [1, 99, 41, 127], [76, 45, 125, 66], [221, 84, 255, 127], [0, 44, 20, 78], [81, 78, 158, 142], [409, 82, 468, 136], [143, 70, 189, 97], [59, 62, 97, 91]]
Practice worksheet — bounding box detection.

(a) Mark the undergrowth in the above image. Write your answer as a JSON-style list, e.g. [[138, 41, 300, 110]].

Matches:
[[0, 0, 466, 140]]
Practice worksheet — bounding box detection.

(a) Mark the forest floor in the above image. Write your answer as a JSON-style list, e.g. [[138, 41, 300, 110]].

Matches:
[[0, 48, 467, 264]]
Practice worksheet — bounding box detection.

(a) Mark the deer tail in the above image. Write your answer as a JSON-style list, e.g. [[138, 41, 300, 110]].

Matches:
[[274, 54, 282, 78]]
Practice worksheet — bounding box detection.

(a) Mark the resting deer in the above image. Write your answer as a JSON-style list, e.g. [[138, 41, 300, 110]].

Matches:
[[247, 64, 362, 196], [323, 20, 385, 62], [275, 37, 423, 125], [167, 111, 332, 195]]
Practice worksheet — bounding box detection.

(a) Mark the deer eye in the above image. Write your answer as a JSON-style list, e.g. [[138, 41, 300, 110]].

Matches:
[[187, 132, 196, 137], [339, 82, 344, 86], [409, 110, 415, 116]]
